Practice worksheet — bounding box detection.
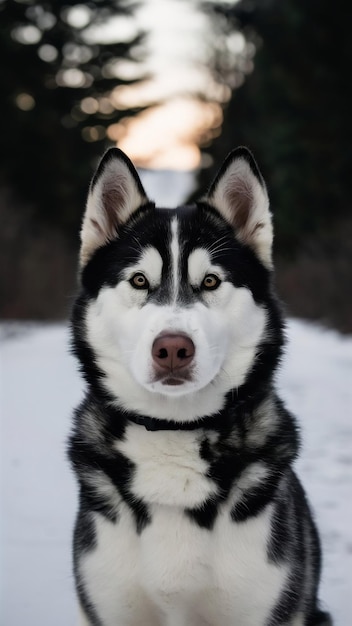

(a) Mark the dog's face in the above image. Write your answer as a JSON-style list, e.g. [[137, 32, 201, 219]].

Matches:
[[76, 148, 275, 419]]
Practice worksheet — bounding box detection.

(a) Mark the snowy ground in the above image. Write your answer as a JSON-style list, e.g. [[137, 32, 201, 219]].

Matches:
[[1, 319, 351, 626]]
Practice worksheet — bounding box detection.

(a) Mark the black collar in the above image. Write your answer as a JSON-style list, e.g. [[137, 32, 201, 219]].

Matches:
[[126, 413, 219, 432]]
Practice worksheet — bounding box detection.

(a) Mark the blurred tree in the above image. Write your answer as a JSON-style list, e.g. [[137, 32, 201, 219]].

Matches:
[[197, 0, 352, 254], [0, 0, 146, 235]]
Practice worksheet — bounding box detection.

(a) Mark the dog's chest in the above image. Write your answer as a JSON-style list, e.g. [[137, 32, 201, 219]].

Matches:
[[81, 426, 287, 625], [114, 425, 218, 508], [84, 500, 285, 626]]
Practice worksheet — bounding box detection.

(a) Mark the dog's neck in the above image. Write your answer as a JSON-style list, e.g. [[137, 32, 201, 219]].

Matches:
[[125, 412, 221, 432], [78, 387, 299, 473], [102, 383, 273, 433]]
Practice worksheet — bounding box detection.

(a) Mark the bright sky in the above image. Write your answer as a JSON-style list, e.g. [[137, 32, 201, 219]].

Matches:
[[86, 0, 235, 170]]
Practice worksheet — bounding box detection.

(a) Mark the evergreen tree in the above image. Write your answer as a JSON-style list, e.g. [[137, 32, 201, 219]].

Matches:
[[0, 0, 145, 235], [197, 0, 352, 253]]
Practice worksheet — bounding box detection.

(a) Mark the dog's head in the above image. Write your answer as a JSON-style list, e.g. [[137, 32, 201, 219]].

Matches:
[[73, 147, 282, 421]]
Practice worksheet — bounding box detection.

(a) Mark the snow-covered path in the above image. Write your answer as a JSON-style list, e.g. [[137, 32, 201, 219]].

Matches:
[[1, 320, 351, 625]]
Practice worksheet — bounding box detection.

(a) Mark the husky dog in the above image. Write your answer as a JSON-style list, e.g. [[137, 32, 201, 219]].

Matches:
[[68, 147, 332, 626]]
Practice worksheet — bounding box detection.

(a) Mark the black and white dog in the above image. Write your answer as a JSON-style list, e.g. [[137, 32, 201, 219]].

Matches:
[[68, 147, 332, 626]]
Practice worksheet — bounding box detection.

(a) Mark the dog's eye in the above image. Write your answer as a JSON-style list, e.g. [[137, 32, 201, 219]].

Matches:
[[130, 273, 150, 290], [202, 274, 221, 290]]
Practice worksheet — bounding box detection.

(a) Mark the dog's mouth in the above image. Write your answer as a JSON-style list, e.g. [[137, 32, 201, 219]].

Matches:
[[162, 376, 187, 386], [152, 370, 194, 387], [152, 368, 193, 387]]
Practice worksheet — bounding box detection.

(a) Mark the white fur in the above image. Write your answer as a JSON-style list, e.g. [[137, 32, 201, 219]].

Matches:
[[206, 157, 273, 269], [78, 412, 289, 625], [246, 395, 279, 447], [122, 246, 163, 290], [83, 469, 122, 518], [79, 500, 287, 626], [229, 461, 270, 507], [170, 217, 180, 302], [115, 425, 218, 507], [290, 615, 305, 626], [188, 248, 225, 288], [79, 504, 160, 626]]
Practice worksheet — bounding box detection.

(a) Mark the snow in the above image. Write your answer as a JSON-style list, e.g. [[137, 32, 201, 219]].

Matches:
[[1, 319, 351, 625]]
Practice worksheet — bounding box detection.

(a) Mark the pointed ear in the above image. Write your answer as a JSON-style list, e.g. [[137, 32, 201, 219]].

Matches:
[[80, 148, 149, 266], [205, 147, 273, 268]]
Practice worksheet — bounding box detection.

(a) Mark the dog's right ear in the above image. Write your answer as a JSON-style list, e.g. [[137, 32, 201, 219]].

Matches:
[[80, 148, 149, 267]]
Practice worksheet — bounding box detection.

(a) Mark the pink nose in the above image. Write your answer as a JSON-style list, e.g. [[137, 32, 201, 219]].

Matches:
[[152, 334, 195, 371]]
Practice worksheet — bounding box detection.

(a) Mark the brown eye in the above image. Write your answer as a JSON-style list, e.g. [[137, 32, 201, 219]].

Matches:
[[130, 273, 149, 290], [202, 274, 221, 290]]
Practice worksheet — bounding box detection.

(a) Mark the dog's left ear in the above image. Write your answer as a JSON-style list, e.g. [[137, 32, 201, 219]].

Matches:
[[205, 147, 273, 268], [80, 148, 149, 267]]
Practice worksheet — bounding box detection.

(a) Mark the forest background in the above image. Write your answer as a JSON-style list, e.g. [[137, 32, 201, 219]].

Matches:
[[1, 0, 351, 332]]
